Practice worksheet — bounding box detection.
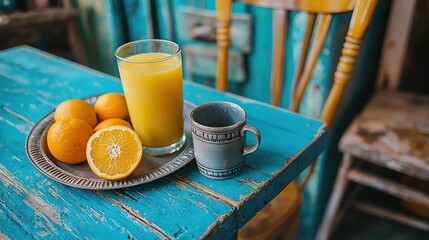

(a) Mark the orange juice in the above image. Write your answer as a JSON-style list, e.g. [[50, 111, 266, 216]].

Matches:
[[118, 53, 183, 147]]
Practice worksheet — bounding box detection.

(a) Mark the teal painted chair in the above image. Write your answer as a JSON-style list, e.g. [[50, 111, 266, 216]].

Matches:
[[215, 0, 378, 239]]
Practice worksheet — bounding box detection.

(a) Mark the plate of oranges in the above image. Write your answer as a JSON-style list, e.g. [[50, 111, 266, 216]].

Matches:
[[26, 93, 195, 190]]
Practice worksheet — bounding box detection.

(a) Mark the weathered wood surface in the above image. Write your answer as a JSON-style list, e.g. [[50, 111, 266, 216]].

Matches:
[[176, 6, 252, 52], [339, 90, 429, 181], [74, 0, 124, 76], [155, 0, 173, 40], [0, 46, 327, 239], [184, 45, 246, 83], [354, 201, 429, 232], [347, 169, 429, 208], [317, 90, 429, 239], [123, 0, 154, 41], [0, 5, 87, 65], [0, 8, 76, 29]]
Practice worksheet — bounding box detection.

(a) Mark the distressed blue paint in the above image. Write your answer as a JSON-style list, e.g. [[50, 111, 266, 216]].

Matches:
[[0, 112, 161, 239], [184, 45, 246, 83], [0, 47, 122, 122], [240, 5, 273, 102], [155, 0, 174, 40], [123, 0, 154, 40], [0, 47, 234, 239], [74, 0, 125, 76], [174, 6, 251, 53], [105, 179, 236, 239], [0, 46, 327, 239]]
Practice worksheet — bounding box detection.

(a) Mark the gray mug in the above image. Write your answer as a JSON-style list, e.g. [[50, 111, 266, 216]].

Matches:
[[190, 101, 261, 179]]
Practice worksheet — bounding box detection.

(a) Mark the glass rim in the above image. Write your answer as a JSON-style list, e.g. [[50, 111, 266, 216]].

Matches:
[[115, 39, 181, 64]]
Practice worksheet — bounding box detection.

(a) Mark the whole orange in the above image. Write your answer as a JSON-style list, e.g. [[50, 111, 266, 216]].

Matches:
[[54, 99, 97, 128], [93, 118, 132, 132], [94, 93, 129, 121], [47, 118, 94, 164]]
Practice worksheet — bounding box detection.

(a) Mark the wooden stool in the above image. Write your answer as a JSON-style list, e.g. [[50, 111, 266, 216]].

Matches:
[[317, 90, 429, 240]]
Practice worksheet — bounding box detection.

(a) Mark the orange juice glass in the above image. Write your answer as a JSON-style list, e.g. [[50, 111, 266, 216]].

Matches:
[[115, 39, 185, 156]]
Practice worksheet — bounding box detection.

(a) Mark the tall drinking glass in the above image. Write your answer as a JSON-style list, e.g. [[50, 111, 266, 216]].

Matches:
[[115, 39, 185, 156]]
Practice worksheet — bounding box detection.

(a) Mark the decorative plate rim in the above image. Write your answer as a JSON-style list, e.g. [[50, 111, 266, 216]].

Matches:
[[25, 96, 195, 190]]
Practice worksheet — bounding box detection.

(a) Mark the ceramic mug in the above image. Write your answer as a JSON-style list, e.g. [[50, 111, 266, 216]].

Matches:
[[190, 101, 261, 179]]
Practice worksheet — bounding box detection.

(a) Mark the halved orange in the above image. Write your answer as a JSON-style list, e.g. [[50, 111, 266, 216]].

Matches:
[[86, 126, 142, 180]]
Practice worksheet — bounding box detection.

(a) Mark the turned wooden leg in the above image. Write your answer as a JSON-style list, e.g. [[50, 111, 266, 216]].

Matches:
[[316, 153, 353, 240], [215, 0, 232, 92]]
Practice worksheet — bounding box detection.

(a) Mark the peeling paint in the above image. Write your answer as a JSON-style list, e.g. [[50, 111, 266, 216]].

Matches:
[[172, 175, 240, 207], [201, 210, 235, 240], [63, 224, 72, 232], [0, 232, 11, 240], [270, 123, 326, 177], [97, 191, 173, 240], [238, 178, 260, 190], [36, 97, 56, 108], [35, 221, 50, 238], [0, 164, 64, 237], [47, 187, 66, 202], [90, 208, 106, 222], [2, 118, 27, 134], [36, 90, 52, 98], [1, 106, 34, 127]]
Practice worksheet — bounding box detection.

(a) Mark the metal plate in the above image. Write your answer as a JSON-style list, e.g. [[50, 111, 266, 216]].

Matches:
[[26, 96, 195, 190]]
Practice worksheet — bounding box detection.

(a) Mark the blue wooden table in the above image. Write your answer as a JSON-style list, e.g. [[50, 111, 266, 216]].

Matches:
[[0, 46, 327, 239]]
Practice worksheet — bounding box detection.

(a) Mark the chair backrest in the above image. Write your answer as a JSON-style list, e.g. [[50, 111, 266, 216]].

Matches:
[[216, 0, 378, 131]]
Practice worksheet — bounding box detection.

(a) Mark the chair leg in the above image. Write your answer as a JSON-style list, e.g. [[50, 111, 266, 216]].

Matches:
[[316, 153, 353, 240]]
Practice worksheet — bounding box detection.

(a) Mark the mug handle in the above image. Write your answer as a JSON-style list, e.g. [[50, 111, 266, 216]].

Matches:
[[241, 124, 261, 156]]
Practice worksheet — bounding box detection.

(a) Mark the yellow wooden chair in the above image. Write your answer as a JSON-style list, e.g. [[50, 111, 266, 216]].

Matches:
[[215, 0, 378, 239]]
